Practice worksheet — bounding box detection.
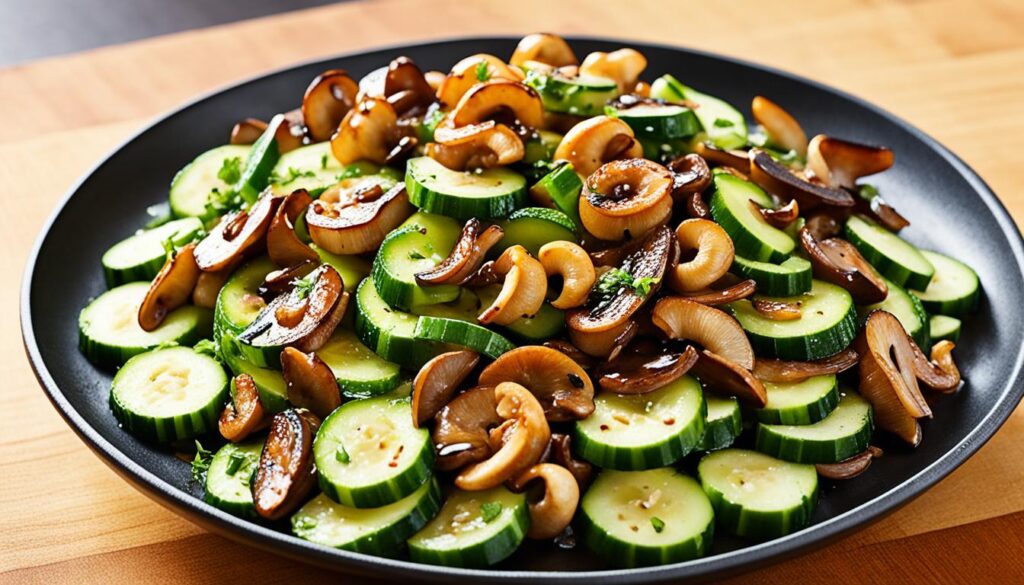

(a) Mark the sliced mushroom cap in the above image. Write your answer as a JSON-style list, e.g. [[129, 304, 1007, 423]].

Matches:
[[510, 33, 578, 68], [691, 349, 768, 407], [415, 219, 504, 286], [280, 347, 342, 419], [432, 385, 502, 471], [194, 191, 281, 272], [537, 240, 597, 310], [455, 382, 551, 491], [694, 141, 749, 170], [306, 183, 413, 255], [192, 261, 238, 309], [478, 345, 595, 421], [301, 69, 359, 142], [509, 463, 580, 539], [427, 121, 525, 170], [268, 189, 319, 268], [752, 96, 808, 158], [219, 373, 269, 442], [651, 296, 755, 370], [382, 56, 436, 116], [477, 245, 547, 326], [331, 97, 401, 165], [918, 340, 961, 393], [436, 54, 524, 108], [667, 153, 713, 200], [753, 347, 860, 383], [449, 79, 545, 129], [252, 408, 320, 520], [546, 433, 593, 488], [800, 227, 888, 304], [238, 264, 348, 353], [749, 150, 855, 210], [411, 350, 481, 427], [669, 218, 735, 293], [555, 115, 643, 178], [230, 118, 268, 145], [579, 48, 647, 92], [275, 109, 308, 154], [580, 158, 674, 242], [815, 446, 883, 480], [593, 344, 699, 394], [678, 277, 757, 306], [138, 243, 201, 331], [807, 134, 895, 189], [541, 340, 596, 369], [259, 259, 318, 300], [757, 199, 800, 229], [752, 298, 803, 321]]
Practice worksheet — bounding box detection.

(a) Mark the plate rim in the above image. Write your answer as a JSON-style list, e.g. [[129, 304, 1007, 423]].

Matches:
[[20, 34, 1024, 583]]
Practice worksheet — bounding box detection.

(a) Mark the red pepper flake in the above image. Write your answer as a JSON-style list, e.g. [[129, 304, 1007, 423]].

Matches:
[[663, 417, 675, 426], [599, 424, 610, 431]]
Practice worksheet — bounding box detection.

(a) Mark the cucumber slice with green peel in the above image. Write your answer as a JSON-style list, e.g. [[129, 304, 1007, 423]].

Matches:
[[312, 245, 371, 293], [910, 250, 980, 317], [523, 68, 620, 116], [729, 280, 858, 361], [371, 213, 463, 311], [698, 395, 743, 452], [529, 161, 582, 228], [497, 302, 564, 343], [495, 207, 577, 255], [731, 255, 812, 297], [270, 142, 343, 196], [169, 145, 251, 220], [292, 478, 442, 554], [606, 103, 701, 141], [317, 329, 402, 398], [236, 114, 283, 205], [755, 392, 873, 464], [314, 396, 432, 508], [79, 282, 211, 369], [637, 136, 691, 163], [354, 277, 447, 369], [756, 375, 840, 425], [650, 74, 748, 150], [413, 316, 515, 360], [101, 218, 204, 287], [580, 468, 714, 567], [413, 286, 565, 344], [930, 314, 962, 343], [575, 375, 706, 470], [522, 130, 563, 165], [698, 448, 818, 540], [405, 156, 527, 220], [844, 215, 934, 290], [407, 486, 528, 568], [859, 278, 929, 348], [220, 337, 289, 413], [213, 257, 276, 367], [110, 346, 229, 443], [710, 174, 796, 262], [205, 440, 263, 517]]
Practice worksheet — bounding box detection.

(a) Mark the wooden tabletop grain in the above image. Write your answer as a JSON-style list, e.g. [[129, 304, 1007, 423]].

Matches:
[[4, 0, 1024, 582]]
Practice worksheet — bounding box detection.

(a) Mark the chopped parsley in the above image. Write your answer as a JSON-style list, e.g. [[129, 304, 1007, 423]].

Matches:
[[335, 444, 351, 464], [595, 268, 660, 299], [291, 270, 320, 300], [632, 276, 660, 297], [293, 516, 318, 531], [408, 250, 426, 260], [320, 154, 329, 170], [190, 440, 214, 483], [480, 502, 503, 523], [650, 517, 665, 533], [192, 339, 221, 361], [217, 156, 243, 184], [225, 452, 247, 476], [475, 60, 491, 82], [272, 166, 316, 186], [204, 186, 244, 219], [713, 118, 735, 128]]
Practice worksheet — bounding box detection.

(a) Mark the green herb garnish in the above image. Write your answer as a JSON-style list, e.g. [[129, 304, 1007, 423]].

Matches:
[[481, 502, 503, 523], [475, 60, 491, 82], [713, 118, 735, 128], [272, 166, 316, 186], [225, 452, 246, 476], [320, 154, 329, 170], [291, 270, 321, 300], [409, 250, 426, 260], [632, 276, 660, 297], [190, 440, 214, 483], [192, 339, 220, 361], [335, 444, 351, 464], [293, 516, 318, 531], [217, 156, 243, 184], [650, 517, 665, 533]]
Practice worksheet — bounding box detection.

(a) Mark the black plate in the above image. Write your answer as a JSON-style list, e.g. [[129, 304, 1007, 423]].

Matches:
[[21, 36, 1024, 583]]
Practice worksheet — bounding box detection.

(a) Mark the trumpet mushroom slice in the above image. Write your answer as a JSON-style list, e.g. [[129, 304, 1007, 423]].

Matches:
[[752, 96, 808, 158], [267, 189, 319, 268], [579, 48, 647, 93], [749, 150, 855, 210], [669, 218, 735, 293], [219, 374, 269, 442], [555, 115, 643, 179], [138, 243, 200, 331], [432, 385, 502, 471], [815, 446, 883, 480], [411, 350, 480, 427], [800, 227, 888, 304], [280, 347, 342, 419], [509, 463, 580, 540], [383, 57, 436, 116], [194, 191, 281, 272], [478, 345, 595, 421], [691, 349, 768, 408], [579, 158, 674, 242], [542, 340, 596, 369], [331, 97, 402, 165], [478, 245, 547, 326], [807, 135, 895, 190], [695, 141, 748, 171], [301, 70, 359, 142], [230, 118, 268, 145], [757, 199, 800, 229], [753, 347, 860, 383], [306, 183, 412, 255], [427, 121, 525, 171], [193, 262, 238, 309], [651, 296, 755, 370], [510, 33, 578, 68], [415, 219, 504, 286], [919, 340, 961, 393], [679, 278, 757, 306], [593, 344, 699, 394], [538, 241, 597, 310], [252, 408, 321, 520], [450, 79, 545, 129]]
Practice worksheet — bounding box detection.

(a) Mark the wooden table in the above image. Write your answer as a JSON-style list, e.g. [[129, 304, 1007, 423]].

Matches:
[[3, 0, 1024, 582]]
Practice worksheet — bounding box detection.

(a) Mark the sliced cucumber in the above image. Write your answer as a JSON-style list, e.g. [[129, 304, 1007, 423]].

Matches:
[[496, 207, 577, 256], [606, 102, 701, 141], [732, 254, 812, 297], [729, 280, 857, 361], [169, 145, 251, 220], [205, 440, 263, 517], [313, 245, 372, 292], [910, 250, 980, 317], [371, 213, 462, 311], [530, 161, 583, 228], [354, 277, 446, 369], [698, 448, 818, 540], [317, 329, 402, 398], [270, 142, 343, 196], [407, 487, 528, 568], [860, 278, 929, 348], [406, 156, 527, 220], [236, 114, 283, 204], [710, 174, 795, 262], [101, 218, 204, 287], [699, 395, 742, 451], [580, 468, 713, 567], [414, 286, 566, 344], [522, 130, 563, 165], [79, 282, 210, 369], [575, 375, 706, 470], [756, 375, 839, 425], [845, 215, 934, 290], [930, 314, 962, 343], [523, 68, 619, 116], [292, 478, 442, 554], [314, 396, 432, 508], [755, 392, 873, 464], [110, 346, 228, 443], [413, 316, 515, 360], [213, 257, 275, 367], [650, 74, 747, 149], [638, 136, 691, 163]]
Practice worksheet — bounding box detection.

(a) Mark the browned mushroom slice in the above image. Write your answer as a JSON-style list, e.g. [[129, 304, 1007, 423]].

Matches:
[[449, 79, 545, 129], [751, 96, 808, 157], [267, 189, 319, 268], [230, 118, 268, 145], [510, 33, 578, 68], [755, 199, 800, 229], [815, 446, 883, 480], [547, 433, 593, 488], [306, 183, 412, 255], [301, 70, 359, 143], [238, 264, 348, 353], [411, 350, 480, 427], [193, 262, 238, 309], [594, 344, 699, 394], [800, 227, 888, 304], [749, 150, 854, 210], [691, 349, 768, 408], [554, 115, 643, 178], [427, 121, 525, 171], [541, 340, 596, 369], [651, 296, 755, 370], [679, 278, 757, 306], [383, 57, 436, 116], [415, 219, 504, 286], [856, 190, 910, 232], [252, 408, 321, 520], [753, 347, 860, 383], [331, 97, 402, 165], [478, 345, 595, 421], [194, 191, 280, 272], [667, 154, 712, 217], [259, 259, 318, 299], [804, 213, 841, 240], [752, 298, 803, 321], [579, 158, 674, 242], [694, 141, 748, 170], [436, 54, 525, 107], [280, 347, 342, 419], [276, 109, 307, 154], [138, 243, 201, 331], [916, 340, 961, 393], [509, 463, 580, 540], [807, 135, 894, 190], [433, 385, 501, 470], [219, 373, 269, 442]]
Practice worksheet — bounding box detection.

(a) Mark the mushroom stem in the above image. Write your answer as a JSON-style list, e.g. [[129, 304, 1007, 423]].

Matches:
[[478, 245, 547, 326], [509, 463, 580, 540]]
